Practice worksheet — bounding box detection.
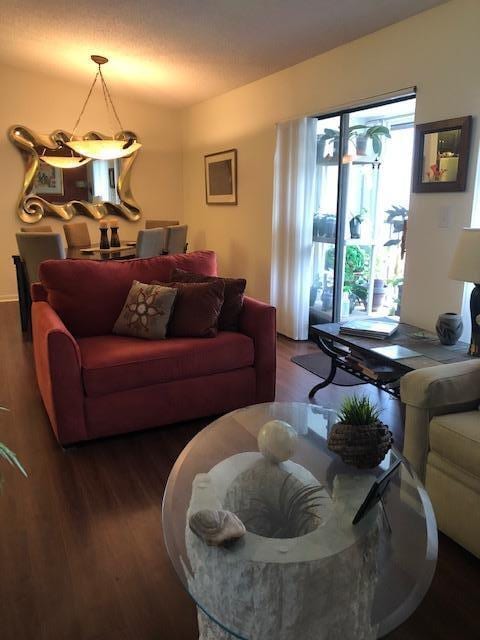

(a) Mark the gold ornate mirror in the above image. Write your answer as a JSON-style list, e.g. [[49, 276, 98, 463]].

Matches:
[[9, 125, 141, 224]]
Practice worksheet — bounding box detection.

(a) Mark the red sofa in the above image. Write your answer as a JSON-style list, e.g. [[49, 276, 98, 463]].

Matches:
[[31, 251, 276, 445]]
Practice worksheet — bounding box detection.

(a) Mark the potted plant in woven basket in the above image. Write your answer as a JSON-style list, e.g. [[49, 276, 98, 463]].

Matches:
[[327, 396, 393, 469]]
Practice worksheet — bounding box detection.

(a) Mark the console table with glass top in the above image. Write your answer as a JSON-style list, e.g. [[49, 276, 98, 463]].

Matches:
[[162, 402, 438, 640], [309, 320, 471, 399]]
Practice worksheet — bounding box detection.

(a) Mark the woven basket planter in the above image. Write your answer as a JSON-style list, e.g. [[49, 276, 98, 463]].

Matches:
[[327, 421, 393, 469]]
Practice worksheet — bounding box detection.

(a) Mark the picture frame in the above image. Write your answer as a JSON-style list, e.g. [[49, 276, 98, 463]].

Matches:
[[204, 149, 237, 205], [412, 116, 472, 193], [33, 164, 64, 196]]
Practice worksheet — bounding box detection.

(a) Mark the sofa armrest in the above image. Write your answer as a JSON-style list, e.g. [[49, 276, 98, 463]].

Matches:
[[239, 296, 276, 402], [401, 360, 480, 409], [32, 301, 87, 445], [400, 360, 480, 482]]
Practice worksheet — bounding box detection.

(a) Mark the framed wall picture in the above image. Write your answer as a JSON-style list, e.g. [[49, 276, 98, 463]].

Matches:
[[33, 164, 64, 196], [204, 149, 237, 204], [412, 116, 472, 192]]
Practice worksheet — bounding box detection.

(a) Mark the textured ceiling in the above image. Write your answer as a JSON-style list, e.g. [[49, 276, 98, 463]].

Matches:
[[0, 0, 448, 107]]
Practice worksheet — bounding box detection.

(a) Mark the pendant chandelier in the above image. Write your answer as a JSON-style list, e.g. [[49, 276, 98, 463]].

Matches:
[[65, 55, 142, 161]]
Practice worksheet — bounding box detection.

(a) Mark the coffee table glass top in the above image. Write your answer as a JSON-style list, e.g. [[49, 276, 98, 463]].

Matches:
[[162, 402, 437, 639]]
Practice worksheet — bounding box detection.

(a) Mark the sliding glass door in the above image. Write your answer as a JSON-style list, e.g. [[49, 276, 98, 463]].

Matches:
[[310, 115, 341, 324], [309, 96, 416, 328]]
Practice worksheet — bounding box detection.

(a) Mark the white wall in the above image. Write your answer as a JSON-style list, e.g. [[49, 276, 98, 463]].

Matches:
[[0, 63, 183, 300], [182, 0, 480, 331]]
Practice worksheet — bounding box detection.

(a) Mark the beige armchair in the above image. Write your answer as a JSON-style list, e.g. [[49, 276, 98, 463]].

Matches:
[[401, 360, 480, 557]]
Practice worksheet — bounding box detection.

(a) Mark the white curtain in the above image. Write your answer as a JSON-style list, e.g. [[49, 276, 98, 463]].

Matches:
[[271, 117, 317, 340]]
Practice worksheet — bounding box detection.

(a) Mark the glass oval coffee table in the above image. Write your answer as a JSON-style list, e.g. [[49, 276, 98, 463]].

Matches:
[[162, 402, 437, 640]]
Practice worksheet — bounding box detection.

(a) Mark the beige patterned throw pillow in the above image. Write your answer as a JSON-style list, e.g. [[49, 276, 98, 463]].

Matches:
[[113, 281, 177, 339]]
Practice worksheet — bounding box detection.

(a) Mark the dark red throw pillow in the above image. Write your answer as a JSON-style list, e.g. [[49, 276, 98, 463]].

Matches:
[[154, 280, 225, 338], [170, 268, 246, 331]]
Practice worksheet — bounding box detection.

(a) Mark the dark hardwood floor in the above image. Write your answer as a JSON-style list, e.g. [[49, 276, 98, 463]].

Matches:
[[0, 301, 478, 639]]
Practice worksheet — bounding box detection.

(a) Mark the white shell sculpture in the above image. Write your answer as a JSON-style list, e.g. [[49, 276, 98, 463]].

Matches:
[[257, 419, 298, 463], [189, 509, 246, 546]]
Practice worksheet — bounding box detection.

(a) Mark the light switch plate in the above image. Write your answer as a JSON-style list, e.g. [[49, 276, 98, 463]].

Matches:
[[438, 207, 452, 228]]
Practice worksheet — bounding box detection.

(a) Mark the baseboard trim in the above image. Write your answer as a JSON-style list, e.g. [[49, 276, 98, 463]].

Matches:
[[0, 296, 19, 303]]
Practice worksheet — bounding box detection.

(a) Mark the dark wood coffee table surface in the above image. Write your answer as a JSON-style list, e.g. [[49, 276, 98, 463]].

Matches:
[[309, 320, 471, 399]]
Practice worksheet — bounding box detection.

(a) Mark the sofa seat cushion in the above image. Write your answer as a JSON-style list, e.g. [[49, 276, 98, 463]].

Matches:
[[430, 411, 480, 478], [78, 332, 254, 397]]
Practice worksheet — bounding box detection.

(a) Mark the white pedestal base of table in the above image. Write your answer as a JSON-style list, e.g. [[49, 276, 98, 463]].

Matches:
[[185, 452, 382, 640]]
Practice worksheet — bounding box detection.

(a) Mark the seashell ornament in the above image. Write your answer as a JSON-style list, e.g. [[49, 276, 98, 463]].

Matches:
[[257, 419, 298, 463], [189, 509, 246, 546]]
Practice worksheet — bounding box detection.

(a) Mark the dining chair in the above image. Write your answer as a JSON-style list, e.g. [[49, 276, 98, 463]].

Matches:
[[164, 224, 188, 254], [136, 228, 167, 258], [63, 222, 91, 248], [16, 233, 66, 284], [15, 232, 65, 333], [145, 219, 180, 229], [21, 225, 53, 233]]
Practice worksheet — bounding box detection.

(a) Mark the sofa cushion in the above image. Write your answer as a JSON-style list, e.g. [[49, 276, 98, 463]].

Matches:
[[78, 332, 255, 396], [113, 281, 177, 340], [430, 411, 480, 478], [38, 251, 217, 337], [171, 268, 246, 331], [155, 280, 225, 338]]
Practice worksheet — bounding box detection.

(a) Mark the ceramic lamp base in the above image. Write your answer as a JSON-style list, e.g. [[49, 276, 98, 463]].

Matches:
[[468, 284, 480, 357]]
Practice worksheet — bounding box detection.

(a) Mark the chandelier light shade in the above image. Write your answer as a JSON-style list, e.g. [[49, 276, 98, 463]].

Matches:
[[65, 55, 142, 161], [66, 139, 141, 161], [40, 153, 92, 169]]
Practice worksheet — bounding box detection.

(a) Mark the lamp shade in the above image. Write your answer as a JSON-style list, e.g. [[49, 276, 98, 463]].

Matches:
[[449, 228, 480, 283]]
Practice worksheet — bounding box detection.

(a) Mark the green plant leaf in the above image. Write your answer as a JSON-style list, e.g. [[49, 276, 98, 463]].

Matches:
[[0, 443, 27, 477], [367, 125, 391, 138], [338, 394, 381, 425]]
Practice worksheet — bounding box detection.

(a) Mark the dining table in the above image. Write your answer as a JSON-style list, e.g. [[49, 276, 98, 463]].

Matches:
[[66, 242, 137, 260]]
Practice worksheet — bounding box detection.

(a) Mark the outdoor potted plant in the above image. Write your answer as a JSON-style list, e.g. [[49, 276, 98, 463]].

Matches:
[[319, 124, 390, 162], [319, 128, 340, 160], [387, 276, 404, 316], [351, 280, 368, 311], [372, 278, 387, 312], [320, 286, 334, 312], [384, 205, 408, 246], [327, 395, 393, 468], [310, 274, 322, 306], [353, 125, 391, 157], [349, 209, 366, 239], [324, 214, 336, 239], [313, 213, 330, 239], [320, 126, 369, 161]]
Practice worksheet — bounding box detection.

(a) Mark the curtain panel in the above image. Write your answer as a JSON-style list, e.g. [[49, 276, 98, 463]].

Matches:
[[271, 117, 317, 340]]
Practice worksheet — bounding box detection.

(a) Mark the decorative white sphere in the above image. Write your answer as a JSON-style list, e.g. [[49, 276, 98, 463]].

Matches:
[[257, 420, 298, 463]]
